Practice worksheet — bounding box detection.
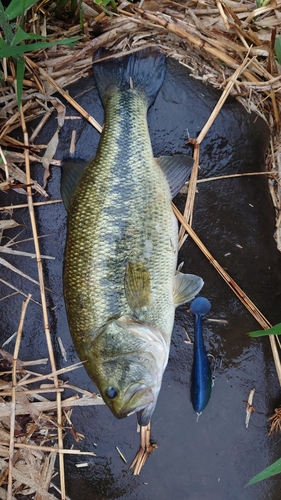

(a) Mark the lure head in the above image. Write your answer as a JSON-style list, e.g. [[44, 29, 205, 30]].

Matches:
[[190, 297, 211, 317]]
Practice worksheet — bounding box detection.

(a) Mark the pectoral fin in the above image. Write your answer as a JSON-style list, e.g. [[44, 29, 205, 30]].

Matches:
[[156, 154, 194, 198], [124, 262, 151, 315], [173, 273, 204, 306], [61, 157, 88, 211]]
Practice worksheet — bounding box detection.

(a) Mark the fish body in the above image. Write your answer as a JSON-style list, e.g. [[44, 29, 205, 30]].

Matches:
[[190, 297, 212, 414], [62, 48, 203, 426]]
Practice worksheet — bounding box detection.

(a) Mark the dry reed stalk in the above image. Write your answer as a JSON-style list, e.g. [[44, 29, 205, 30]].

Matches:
[[0, 200, 62, 211], [0, 422, 37, 489], [0, 278, 41, 306], [0, 394, 104, 418], [215, 0, 230, 30], [178, 49, 252, 246], [0, 247, 54, 260], [178, 142, 200, 248], [29, 107, 54, 143], [172, 203, 281, 385], [0, 101, 33, 141], [2, 442, 96, 456], [34, 452, 57, 500], [180, 171, 278, 191], [0, 148, 9, 180], [196, 50, 253, 145], [245, 387, 256, 429], [16, 361, 85, 387], [0, 388, 64, 397], [25, 57, 102, 134], [19, 106, 66, 500], [134, 8, 260, 82], [130, 422, 157, 475], [7, 294, 31, 500], [0, 257, 40, 287], [0, 457, 57, 500]]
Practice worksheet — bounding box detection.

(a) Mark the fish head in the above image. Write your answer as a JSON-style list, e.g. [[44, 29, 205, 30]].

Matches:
[[90, 318, 169, 424]]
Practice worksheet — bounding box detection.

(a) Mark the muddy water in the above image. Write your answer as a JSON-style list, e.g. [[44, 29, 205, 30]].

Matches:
[[1, 57, 281, 499]]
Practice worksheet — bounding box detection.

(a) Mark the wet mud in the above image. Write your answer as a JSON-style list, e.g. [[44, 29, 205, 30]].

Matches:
[[1, 56, 281, 499]]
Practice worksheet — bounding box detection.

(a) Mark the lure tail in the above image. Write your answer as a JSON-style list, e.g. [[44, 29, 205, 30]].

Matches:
[[92, 47, 166, 107]]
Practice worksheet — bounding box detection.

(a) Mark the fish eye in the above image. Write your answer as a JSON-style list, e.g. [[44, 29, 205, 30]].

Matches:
[[106, 386, 118, 399]]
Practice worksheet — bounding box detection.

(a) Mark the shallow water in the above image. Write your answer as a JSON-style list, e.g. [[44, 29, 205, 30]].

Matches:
[[1, 56, 281, 499]]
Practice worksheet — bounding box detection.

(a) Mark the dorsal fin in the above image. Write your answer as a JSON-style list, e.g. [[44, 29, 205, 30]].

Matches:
[[61, 157, 88, 211]]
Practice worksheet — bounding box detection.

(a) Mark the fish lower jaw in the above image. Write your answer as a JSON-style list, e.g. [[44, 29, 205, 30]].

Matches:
[[113, 384, 154, 419]]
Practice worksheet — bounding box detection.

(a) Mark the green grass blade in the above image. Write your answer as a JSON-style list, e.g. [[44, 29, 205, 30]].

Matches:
[[275, 37, 281, 65], [5, 0, 38, 20], [247, 457, 281, 485], [248, 322, 281, 338], [0, 37, 81, 58], [0, 0, 8, 27], [11, 25, 46, 46], [0, 0, 14, 44], [15, 54, 25, 107]]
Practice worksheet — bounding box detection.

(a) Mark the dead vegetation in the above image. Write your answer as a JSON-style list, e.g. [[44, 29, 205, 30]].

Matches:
[[0, 0, 281, 495]]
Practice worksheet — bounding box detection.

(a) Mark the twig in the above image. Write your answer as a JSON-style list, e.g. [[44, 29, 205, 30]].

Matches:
[[19, 105, 66, 499], [0, 147, 9, 180], [8, 294, 32, 500], [25, 56, 102, 134], [196, 49, 253, 145], [130, 423, 157, 475], [2, 442, 96, 456], [0, 199, 62, 211], [245, 387, 255, 429], [172, 203, 281, 385], [178, 50, 253, 245], [0, 394, 104, 418]]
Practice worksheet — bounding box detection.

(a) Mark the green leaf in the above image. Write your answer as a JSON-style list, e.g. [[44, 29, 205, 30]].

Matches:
[[15, 54, 25, 108], [94, 0, 113, 5], [247, 457, 281, 485], [11, 25, 47, 46], [248, 322, 281, 337], [275, 37, 281, 65], [5, 0, 38, 20], [0, 37, 81, 58], [256, 0, 271, 5]]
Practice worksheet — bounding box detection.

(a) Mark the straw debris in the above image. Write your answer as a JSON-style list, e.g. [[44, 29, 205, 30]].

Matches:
[[0, 0, 281, 485], [0, 299, 103, 499]]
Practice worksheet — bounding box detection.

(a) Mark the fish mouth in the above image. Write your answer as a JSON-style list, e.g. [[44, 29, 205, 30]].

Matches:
[[116, 383, 154, 419]]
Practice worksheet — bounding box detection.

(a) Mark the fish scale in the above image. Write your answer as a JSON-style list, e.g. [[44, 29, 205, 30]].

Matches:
[[64, 89, 177, 344], [62, 48, 203, 426]]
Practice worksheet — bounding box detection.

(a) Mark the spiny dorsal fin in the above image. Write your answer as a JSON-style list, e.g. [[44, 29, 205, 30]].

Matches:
[[173, 273, 204, 306], [156, 154, 194, 198], [61, 157, 88, 211], [124, 262, 151, 315]]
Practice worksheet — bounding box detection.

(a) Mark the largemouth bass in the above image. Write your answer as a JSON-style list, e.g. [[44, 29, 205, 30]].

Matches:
[[62, 47, 204, 427]]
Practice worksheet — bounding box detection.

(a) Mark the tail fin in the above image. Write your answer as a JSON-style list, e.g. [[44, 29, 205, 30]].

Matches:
[[92, 47, 166, 107]]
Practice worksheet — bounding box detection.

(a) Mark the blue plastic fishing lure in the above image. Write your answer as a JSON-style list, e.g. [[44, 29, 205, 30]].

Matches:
[[190, 297, 212, 414]]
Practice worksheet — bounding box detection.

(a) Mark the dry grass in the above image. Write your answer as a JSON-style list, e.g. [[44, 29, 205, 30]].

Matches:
[[0, 0, 281, 492]]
